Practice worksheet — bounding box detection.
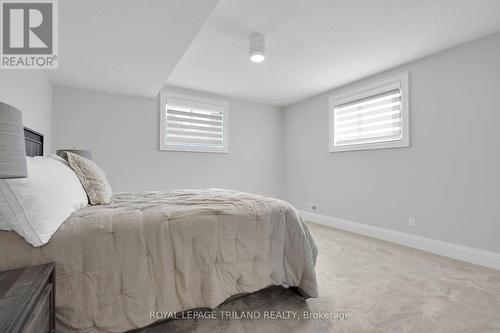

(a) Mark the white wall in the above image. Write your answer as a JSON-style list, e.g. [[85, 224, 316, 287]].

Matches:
[[50, 32, 500, 254], [283, 32, 500, 253], [0, 71, 53, 153], [52, 85, 284, 197]]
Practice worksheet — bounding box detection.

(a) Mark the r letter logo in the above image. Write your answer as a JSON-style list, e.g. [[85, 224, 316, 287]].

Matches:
[[1, 0, 58, 69]]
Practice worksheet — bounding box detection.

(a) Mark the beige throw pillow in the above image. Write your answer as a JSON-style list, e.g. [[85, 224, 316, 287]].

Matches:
[[65, 152, 112, 205]]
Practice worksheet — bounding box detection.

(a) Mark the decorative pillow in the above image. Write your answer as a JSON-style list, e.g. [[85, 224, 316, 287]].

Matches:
[[65, 151, 112, 205], [48, 153, 69, 166], [0, 156, 88, 246]]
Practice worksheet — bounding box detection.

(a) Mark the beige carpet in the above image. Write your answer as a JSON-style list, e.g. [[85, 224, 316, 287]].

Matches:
[[135, 222, 500, 332]]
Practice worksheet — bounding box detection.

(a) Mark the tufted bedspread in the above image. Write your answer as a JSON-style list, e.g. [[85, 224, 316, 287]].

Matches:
[[0, 189, 318, 332]]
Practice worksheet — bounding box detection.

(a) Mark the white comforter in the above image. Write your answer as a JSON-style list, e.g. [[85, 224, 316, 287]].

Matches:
[[0, 189, 318, 332]]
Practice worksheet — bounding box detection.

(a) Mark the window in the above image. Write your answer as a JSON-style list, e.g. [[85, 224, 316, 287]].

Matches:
[[160, 92, 228, 153], [329, 72, 409, 152]]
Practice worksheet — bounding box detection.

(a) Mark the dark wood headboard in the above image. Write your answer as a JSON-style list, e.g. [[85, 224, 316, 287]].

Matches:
[[24, 127, 44, 157]]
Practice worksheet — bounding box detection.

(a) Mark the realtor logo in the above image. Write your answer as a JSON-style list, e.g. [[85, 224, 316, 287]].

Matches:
[[1, 0, 58, 69]]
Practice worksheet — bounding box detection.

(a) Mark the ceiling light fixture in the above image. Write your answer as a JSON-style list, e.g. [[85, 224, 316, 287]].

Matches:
[[249, 32, 265, 63]]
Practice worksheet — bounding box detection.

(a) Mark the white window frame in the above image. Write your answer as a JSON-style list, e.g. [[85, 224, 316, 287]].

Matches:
[[160, 91, 229, 153], [329, 72, 410, 152]]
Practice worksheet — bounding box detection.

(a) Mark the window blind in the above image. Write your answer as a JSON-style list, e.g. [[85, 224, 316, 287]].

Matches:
[[165, 102, 225, 150], [333, 89, 402, 147]]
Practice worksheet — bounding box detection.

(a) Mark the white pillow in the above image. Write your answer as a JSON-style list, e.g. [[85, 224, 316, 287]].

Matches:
[[48, 153, 69, 166], [0, 156, 88, 246]]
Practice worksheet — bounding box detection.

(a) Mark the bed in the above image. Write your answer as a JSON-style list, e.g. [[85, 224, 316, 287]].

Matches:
[[0, 129, 318, 333]]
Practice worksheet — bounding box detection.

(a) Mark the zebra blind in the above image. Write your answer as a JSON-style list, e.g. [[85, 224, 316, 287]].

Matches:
[[330, 73, 409, 152], [334, 89, 402, 146], [164, 98, 227, 152]]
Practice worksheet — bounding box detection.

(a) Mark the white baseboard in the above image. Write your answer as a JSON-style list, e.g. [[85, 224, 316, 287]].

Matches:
[[300, 210, 500, 271]]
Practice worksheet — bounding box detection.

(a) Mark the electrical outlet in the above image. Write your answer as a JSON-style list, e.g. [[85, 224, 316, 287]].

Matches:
[[306, 203, 318, 211], [408, 217, 416, 227]]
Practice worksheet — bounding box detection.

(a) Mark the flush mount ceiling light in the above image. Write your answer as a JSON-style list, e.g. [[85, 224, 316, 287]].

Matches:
[[249, 32, 265, 63]]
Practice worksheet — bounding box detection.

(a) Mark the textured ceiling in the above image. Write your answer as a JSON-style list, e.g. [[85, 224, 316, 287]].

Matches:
[[168, 0, 500, 106], [49, 0, 220, 97]]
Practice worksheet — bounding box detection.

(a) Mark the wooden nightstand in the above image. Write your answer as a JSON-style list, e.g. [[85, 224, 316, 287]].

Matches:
[[0, 263, 55, 333]]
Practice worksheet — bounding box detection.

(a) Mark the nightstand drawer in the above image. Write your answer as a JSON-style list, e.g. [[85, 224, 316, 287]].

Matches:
[[21, 283, 52, 333], [0, 264, 55, 333]]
